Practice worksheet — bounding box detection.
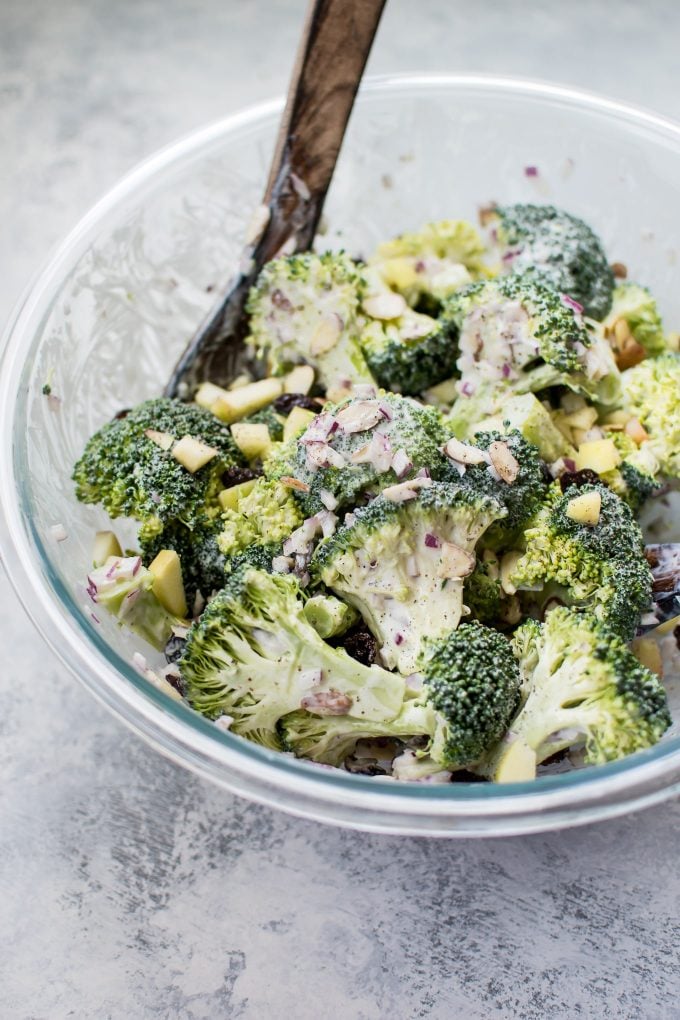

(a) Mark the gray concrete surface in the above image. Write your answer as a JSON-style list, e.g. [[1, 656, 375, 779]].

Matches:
[[2, 2, 680, 1017]]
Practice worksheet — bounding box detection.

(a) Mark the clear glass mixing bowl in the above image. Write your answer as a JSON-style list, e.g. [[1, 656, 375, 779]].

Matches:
[[2, 75, 680, 837]]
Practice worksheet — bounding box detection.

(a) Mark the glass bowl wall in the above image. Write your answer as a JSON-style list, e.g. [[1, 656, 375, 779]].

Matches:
[[2, 75, 680, 836]]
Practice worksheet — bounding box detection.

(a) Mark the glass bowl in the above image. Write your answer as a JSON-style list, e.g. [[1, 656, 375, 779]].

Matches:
[[2, 74, 680, 837]]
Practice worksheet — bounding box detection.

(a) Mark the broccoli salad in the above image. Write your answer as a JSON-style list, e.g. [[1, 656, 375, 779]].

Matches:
[[72, 203, 680, 784]]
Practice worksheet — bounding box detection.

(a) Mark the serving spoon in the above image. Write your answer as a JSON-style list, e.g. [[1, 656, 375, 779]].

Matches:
[[165, 0, 387, 398]]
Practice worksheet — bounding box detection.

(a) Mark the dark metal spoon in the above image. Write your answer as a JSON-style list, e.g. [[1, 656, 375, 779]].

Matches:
[[165, 0, 387, 398]]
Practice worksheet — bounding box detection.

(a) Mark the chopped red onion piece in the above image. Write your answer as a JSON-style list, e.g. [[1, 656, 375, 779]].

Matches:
[[90, 613, 100, 624], [391, 448, 412, 479], [460, 381, 475, 397], [284, 516, 322, 556], [502, 362, 512, 378], [353, 384, 377, 400], [415, 467, 431, 479], [560, 293, 584, 315], [564, 457, 577, 473], [394, 633, 404, 646], [524, 165, 538, 177], [300, 413, 337, 444], [378, 400, 394, 421], [424, 533, 440, 549], [318, 488, 338, 511], [317, 510, 338, 538]]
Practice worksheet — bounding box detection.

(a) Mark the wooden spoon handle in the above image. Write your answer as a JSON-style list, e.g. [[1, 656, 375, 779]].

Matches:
[[260, 0, 387, 257]]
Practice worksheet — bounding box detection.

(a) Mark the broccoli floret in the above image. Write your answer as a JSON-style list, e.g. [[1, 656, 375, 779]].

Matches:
[[218, 478, 303, 559], [265, 392, 451, 515], [87, 555, 184, 650], [599, 431, 662, 512], [442, 275, 620, 437], [73, 398, 243, 539], [180, 566, 407, 748], [510, 481, 652, 639], [313, 481, 506, 673], [280, 622, 521, 770], [368, 219, 486, 311], [604, 282, 667, 357], [245, 251, 375, 397], [464, 554, 503, 624], [473, 392, 575, 464], [492, 203, 614, 319], [496, 608, 670, 768], [359, 309, 458, 395], [241, 405, 285, 442], [140, 517, 226, 605], [621, 353, 680, 479], [451, 428, 548, 535], [303, 593, 360, 638]]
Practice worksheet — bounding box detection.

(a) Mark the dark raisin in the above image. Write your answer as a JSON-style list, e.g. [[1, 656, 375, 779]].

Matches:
[[113, 408, 131, 420], [559, 468, 601, 493], [273, 393, 322, 415], [652, 573, 677, 594], [540, 461, 554, 486], [449, 770, 487, 783], [674, 624, 680, 651], [340, 626, 378, 666], [164, 671, 187, 697], [540, 749, 569, 765], [344, 756, 387, 776], [221, 464, 261, 487], [644, 547, 660, 568], [164, 634, 186, 663]]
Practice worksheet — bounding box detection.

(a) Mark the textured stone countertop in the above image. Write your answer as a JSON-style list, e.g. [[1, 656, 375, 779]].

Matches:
[[2, 2, 680, 1017]]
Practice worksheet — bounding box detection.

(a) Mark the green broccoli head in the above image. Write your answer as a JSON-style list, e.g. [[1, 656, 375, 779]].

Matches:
[[312, 480, 506, 674], [140, 517, 227, 606], [448, 428, 548, 535], [492, 203, 614, 319], [218, 477, 303, 559], [87, 554, 184, 650], [510, 481, 652, 639], [464, 553, 503, 624], [245, 251, 375, 396], [265, 392, 451, 515], [280, 621, 521, 771], [622, 352, 680, 478], [600, 431, 662, 512], [506, 607, 670, 766], [605, 281, 667, 357], [368, 219, 485, 310], [359, 308, 458, 395], [180, 565, 406, 748], [442, 274, 620, 423], [73, 398, 243, 538]]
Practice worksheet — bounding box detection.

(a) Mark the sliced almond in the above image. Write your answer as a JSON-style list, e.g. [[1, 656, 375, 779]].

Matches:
[[362, 291, 407, 321], [335, 400, 384, 434], [145, 429, 175, 452], [172, 435, 219, 473], [488, 441, 520, 484], [565, 490, 602, 526], [437, 542, 475, 579], [441, 436, 488, 465], [300, 689, 353, 716], [309, 315, 342, 355], [382, 477, 432, 503], [624, 417, 649, 445], [279, 475, 311, 493], [284, 364, 315, 394]]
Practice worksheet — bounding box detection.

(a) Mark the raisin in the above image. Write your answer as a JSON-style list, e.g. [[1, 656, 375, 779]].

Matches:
[[113, 407, 131, 420], [559, 468, 601, 492], [340, 626, 378, 666], [273, 393, 322, 415], [165, 671, 187, 697], [674, 624, 680, 651], [221, 465, 261, 487]]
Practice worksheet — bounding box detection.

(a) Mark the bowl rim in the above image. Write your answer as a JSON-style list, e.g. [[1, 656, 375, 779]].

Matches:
[[2, 72, 680, 836]]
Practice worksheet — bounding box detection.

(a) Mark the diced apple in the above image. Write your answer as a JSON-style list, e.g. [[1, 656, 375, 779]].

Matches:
[[284, 364, 315, 395], [563, 405, 599, 430], [573, 438, 621, 474], [212, 377, 283, 423], [422, 376, 460, 406], [148, 549, 188, 618], [602, 409, 631, 427], [194, 381, 229, 410], [284, 406, 317, 442], [493, 737, 537, 783], [624, 418, 649, 445], [631, 637, 664, 677], [565, 490, 602, 526], [218, 479, 257, 511], [144, 429, 175, 452], [172, 435, 219, 473], [230, 422, 272, 460], [92, 530, 122, 567], [378, 256, 421, 294]]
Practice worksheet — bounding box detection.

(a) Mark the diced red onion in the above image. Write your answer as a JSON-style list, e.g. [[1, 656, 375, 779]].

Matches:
[[461, 381, 475, 397], [300, 413, 337, 444], [424, 533, 440, 549], [502, 362, 512, 378], [524, 165, 538, 177], [90, 612, 100, 624], [317, 510, 338, 538], [560, 293, 584, 315], [394, 633, 404, 646], [378, 400, 394, 421], [415, 467, 431, 479]]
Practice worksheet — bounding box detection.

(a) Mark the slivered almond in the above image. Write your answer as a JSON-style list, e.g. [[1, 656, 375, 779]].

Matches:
[[488, 441, 520, 483], [310, 315, 342, 355], [279, 476, 311, 493], [382, 477, 432, 503], [442, 436, 488, 465], [437, 543, 475, 579], [336, 400, 384, 433], [300, 690, 353, 716]]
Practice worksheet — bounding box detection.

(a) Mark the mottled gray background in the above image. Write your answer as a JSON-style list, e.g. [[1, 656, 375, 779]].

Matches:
[[2, 2, 680, 1017]]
